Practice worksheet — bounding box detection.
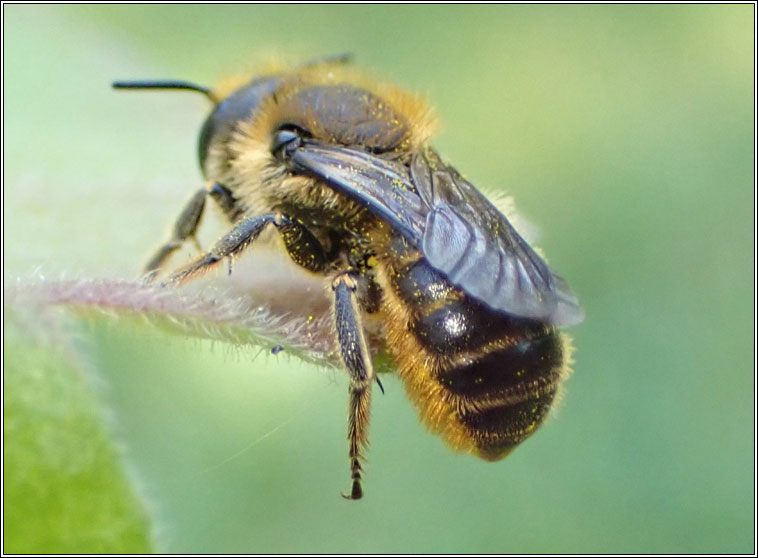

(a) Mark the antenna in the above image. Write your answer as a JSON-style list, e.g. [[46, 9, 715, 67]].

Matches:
[[112, 80, 214, 101]]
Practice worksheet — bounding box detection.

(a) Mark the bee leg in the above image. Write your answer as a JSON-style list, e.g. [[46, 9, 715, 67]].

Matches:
[[208, 182, 243, 222], [166, 212, 326, 285], [144, 188, 208, 278], [331, 272, 375, 500]]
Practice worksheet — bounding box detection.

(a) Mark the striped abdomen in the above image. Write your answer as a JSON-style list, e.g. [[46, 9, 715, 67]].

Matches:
[[381, 243, 569, 460]]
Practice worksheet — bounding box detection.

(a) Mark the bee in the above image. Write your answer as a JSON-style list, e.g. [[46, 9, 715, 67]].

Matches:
[[113, 54, 584, 500]]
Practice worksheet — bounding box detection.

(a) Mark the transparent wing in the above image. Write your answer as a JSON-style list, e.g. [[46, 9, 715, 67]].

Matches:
[[412, 148, 584, 327], [291, 141, 426, 241], [292, 141, 583, 326]]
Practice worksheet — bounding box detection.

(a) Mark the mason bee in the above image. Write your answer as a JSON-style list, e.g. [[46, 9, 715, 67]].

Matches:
[[113, 54, 583, 500]]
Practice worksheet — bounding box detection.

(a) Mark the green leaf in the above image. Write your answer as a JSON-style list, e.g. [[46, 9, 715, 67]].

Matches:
[[3, 273, 352, 552], [3, 307, 153, 553]]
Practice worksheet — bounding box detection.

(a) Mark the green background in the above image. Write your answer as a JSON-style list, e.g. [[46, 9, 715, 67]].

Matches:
[[3, 4, 754, 553]]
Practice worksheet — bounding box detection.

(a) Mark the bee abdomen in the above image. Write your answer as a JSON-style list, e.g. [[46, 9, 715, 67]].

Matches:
[[440, 333, 563, 398], [441, 331, 564, 460], [392, 257, 544, 355], [384, 250, 569, 461], [412, 299, 517, 355]]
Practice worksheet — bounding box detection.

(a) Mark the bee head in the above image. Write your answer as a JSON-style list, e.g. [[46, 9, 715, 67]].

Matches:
[[115, 61, 437, 197], [198, 75, 284, 178], [268, 83, 412, 154]]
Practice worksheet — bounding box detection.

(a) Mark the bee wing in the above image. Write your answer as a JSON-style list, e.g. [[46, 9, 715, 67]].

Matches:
[[292, 142, 583, 327], [291, 141, 428, 241], [412, 149, 584, 327]]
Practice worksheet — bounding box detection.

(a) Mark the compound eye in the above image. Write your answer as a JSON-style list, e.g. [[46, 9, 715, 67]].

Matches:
[[272, 124, 309, 162]]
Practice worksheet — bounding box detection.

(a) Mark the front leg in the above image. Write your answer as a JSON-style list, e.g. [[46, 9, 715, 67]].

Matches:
[[144, 188, 207, 276], [166, 212, 326, 285], [144, 182, 243, 279], [332, 272, 377, 500]]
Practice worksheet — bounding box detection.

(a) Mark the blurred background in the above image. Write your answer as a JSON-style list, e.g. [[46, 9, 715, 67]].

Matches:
[[3, 4, 754, 553]]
